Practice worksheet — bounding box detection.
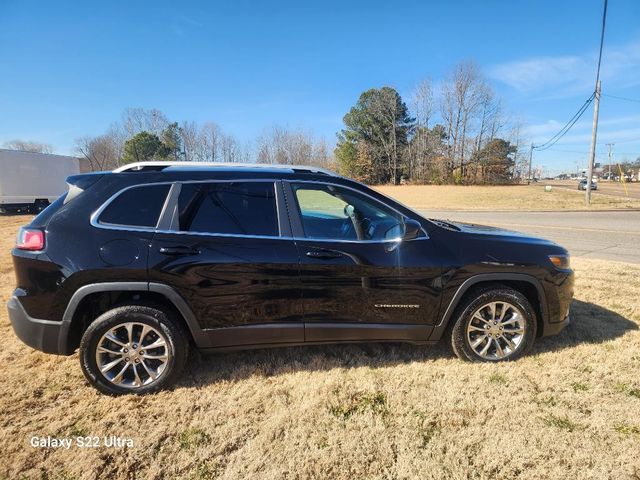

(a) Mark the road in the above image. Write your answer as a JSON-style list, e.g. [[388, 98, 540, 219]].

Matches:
[[418, 209, 640, 264], [548, 180, 640, 199]]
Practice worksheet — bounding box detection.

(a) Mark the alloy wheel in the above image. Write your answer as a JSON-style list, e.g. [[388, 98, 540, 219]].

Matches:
[[95, 322, 170, 389], [466, 301, 526, 360]]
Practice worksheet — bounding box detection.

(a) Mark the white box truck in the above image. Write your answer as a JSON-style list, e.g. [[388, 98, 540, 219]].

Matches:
[[0, 149, 80, 213]]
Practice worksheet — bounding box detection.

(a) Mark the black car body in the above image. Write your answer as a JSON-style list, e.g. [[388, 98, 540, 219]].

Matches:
[[8, 162, 574, 394]]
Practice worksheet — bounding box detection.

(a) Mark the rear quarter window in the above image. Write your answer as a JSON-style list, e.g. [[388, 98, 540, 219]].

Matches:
[[98, 184, 170, 228]]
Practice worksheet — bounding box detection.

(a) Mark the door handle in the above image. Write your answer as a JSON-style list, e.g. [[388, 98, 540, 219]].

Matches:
[[159, 246, 200, 256], [305, 249, 343, 259]]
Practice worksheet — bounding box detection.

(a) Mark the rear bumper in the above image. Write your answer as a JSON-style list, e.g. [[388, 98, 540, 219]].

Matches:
[[7, 296, 65, 354]]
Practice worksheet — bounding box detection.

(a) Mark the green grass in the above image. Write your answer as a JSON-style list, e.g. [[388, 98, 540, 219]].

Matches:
[[488, 372, 508, 385], [543, 414, 579, 432], [614, 423, 640, 436], [66, 422, 89, 438], [572, 382, 589, 392], [414, 411, 441, 448], [536, 395, 558, 407], [178, 428, 211, 450], [329, 391, 388, 420], [187, 462, 217, 480], [614, 383, 640, 398]]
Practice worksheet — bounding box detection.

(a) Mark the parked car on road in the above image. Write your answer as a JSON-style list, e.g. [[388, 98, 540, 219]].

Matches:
[[8, 162, 574, 394], [578, 178, 597, 190]]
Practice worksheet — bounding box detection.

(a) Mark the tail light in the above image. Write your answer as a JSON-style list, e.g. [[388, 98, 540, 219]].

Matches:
[[16, 228, 45, 251]]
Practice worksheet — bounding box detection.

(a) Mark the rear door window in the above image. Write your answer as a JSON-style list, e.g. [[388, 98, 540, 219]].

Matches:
[[177, 182, 279, 236], [98, 184, 170, 228]]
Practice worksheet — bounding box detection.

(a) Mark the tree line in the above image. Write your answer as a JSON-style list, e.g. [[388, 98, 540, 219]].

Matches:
[[2, 139, 54, 154], [335, 62, 527, 185], [71, 61, 527, 183], [73, 108, 331, 172], [74, 108, 250, 171]]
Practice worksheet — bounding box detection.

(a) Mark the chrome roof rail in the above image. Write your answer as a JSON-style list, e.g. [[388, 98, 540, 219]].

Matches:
[[113, 161, 337, 176]]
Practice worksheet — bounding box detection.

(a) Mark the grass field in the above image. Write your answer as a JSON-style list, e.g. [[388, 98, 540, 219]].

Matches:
[[1, 205, 640, 479], [374, 184, 640, 211]]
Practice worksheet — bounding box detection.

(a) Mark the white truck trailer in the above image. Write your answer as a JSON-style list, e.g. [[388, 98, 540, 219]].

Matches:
[[0, 149, 80, 213]]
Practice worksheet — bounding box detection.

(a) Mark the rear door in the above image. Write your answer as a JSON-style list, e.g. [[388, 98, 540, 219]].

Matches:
[[284, 181, 443, 343], [148, 180, 303, 349]]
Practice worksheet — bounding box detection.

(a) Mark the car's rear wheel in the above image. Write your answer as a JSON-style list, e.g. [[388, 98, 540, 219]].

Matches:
[[450, 286, 537, 362], [79, 305, 188, 395]]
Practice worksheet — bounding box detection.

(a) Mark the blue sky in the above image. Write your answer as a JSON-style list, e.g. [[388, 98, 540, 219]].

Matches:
[[1, 0, 639, 175]]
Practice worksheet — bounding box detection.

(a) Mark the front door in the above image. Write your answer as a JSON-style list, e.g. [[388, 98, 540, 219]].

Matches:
[[284, 181, 442, 343], [148, 180, 303, 348]]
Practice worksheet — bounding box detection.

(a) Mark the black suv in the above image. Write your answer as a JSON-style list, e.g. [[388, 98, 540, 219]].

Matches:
[[8, 162, 574, 395]]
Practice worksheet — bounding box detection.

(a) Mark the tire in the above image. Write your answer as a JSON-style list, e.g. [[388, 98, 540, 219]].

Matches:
[[79, 305, 189, 395], [450, 285, 537, 362]]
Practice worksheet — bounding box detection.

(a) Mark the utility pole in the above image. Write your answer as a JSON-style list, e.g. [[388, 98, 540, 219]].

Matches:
[[606, 143, 614, 177], [586, 0, 608, 205], [527, 144, 534, 185], [585, 80, 601, 205]]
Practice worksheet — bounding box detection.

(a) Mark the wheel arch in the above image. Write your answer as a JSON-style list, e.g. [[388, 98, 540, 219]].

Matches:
[[58, 282, 206, 354], [429, 273, 548, 341]]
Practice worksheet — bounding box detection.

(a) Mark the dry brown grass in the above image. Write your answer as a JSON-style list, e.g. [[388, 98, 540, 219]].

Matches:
[[1, 216, 640, 479], [374, 184, 640, 211]]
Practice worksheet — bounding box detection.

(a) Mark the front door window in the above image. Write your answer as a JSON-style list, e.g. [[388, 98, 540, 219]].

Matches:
[[291, 183, 403, 241]]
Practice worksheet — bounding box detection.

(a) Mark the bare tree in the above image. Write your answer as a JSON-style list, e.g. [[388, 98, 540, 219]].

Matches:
[[506, 118, 528, 181], [198, 122, 221, 162], [121, 108, 169, 137], [3, 139, 54, 154], [74, 134, 120, 171], [440, 62, 502, 179], [441, 62, 491, 179], [311, 138, 332, 168], [408, 79, 434, 180], [256, 126, 331, 166], [220, 134, 242, 162], [413, 79, 434, 129], [179, 121, 199, 161]]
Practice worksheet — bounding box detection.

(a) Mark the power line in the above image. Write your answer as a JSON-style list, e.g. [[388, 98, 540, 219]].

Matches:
[[535, 147, 640, 156], [602, 93, 640, 103], [533, 93, 595, 152], [539, 148, 589, 154], [594, 0, 608, 87]]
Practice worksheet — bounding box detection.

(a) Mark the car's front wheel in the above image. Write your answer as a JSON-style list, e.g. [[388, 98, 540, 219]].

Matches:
[[450, 286, 537, 362], [79, 305, 189, 395]]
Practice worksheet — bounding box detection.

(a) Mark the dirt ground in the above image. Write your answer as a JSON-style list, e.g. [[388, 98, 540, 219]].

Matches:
[[1, 209, 639, 479], [374, 183, 640, 211]]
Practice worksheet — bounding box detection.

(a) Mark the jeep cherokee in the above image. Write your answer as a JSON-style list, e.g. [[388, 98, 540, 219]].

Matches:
[[7, 162, 574, 395]]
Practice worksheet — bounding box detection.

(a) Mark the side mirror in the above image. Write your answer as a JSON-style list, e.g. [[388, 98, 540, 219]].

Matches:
[[403, 219, 422, 240]]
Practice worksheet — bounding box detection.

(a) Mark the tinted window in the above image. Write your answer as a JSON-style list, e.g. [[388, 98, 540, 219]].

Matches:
[[178, 182, 278, 236], [99, 184, 170, 227], [292, 183, 402, 241]]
